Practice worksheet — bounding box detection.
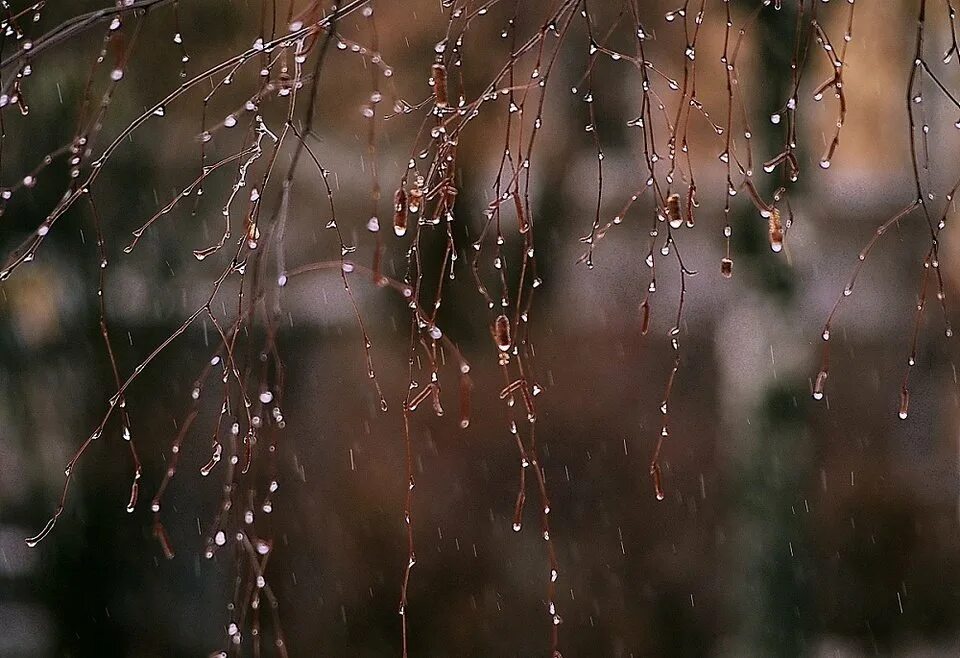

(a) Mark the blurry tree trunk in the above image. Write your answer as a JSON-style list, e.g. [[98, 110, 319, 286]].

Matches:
[[718, 3, 816, 655]]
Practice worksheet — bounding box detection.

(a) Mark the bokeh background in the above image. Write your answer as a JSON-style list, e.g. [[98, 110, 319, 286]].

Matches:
[[3, 0, 960, 656]]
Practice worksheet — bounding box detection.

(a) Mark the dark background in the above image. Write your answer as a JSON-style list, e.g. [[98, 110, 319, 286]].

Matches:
[[2, 1, 960, 656]]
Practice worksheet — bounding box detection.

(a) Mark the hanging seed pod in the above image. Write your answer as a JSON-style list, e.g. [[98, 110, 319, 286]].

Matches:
[[408, 186, 423, 214], [245, 218, 260, 249], [813, 368, 828, 400], [720, 257, 733, 278], [898, 386, 910, 420], [666, 193, 682, 229], [393, 187, 408, 236], [431, 386, 444, 417], [431, 63, 448, 108], [684, 185, 696, 228], [493, 314, 512, 352], [768, 207, 783, 253]]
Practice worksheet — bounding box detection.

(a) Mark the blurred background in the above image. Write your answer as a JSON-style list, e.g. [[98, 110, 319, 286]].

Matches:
[[3, 0, 960, 656]]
